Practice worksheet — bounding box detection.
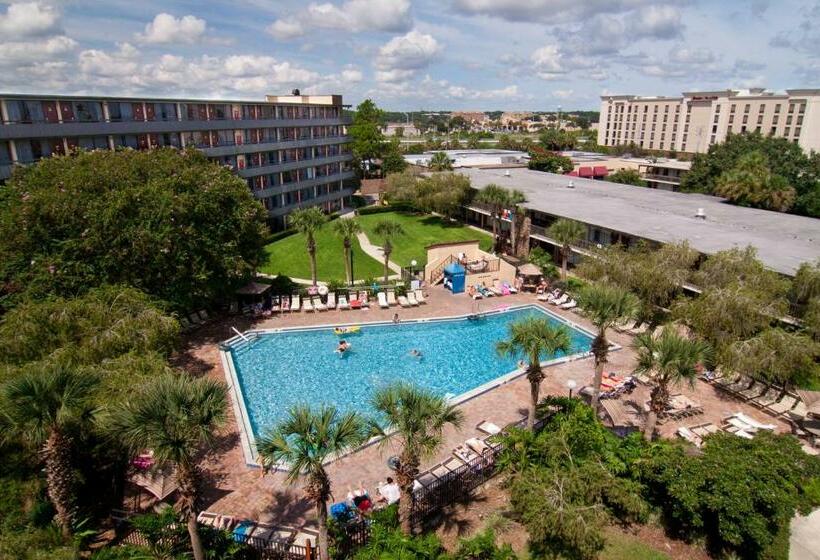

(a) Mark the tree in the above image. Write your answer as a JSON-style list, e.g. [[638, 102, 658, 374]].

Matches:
[[332, 218, 362, 286], [349, 99, 386, 177], [496, 317, 573, 430], [429, 152, 453, 171], [714, 151, 796, 211], [373, 220, 404, 282], [381, 139, 408, 176], [288, 207, 327, 286], [539, 128, 576, 151], [110, 374, 227, 560], [546, 219, 586, 281], [680, 131, 819, 217], [369, 383, 464, 534], [257, 405, 366, 560], [726, 328, 820, 391], [1, 366, 97, 536], [420, 173, 473, 220], [577, 285, 640, 410], [527, 148, 574, 174], [0, 148, 268, 311], [475, 184, 523, 253], [633, 330, 711, 440], [790, 259, 820, 316], [606, 169, 646, 187], [527, 246, 558, 279]]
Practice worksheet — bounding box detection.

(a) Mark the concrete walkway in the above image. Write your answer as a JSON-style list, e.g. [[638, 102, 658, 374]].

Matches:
[[355, 231, 403, 274], [791, 509, 820, 560]]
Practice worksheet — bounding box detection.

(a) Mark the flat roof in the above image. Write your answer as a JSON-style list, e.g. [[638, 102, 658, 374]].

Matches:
[[0, 92, 342, 105], [461, 167, 820, 276]]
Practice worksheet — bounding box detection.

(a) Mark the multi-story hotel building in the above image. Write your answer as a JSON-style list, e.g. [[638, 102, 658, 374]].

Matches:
[[599, 88, 820, 154], [0, 92, 354, 229]]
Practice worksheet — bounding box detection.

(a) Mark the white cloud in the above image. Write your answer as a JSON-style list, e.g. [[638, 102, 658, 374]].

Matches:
[[268, 0, 411, 40], [374, 30, 441, 83], [634, 5, 683, 38], [452, 0, 667, 24], [552, 89, 574, 99], [0, 35, 77, 66], [0, 2, 60, 38], [136, 13, 207, 44], [78, 43, 140, 78], [530, 44, 566, 79]]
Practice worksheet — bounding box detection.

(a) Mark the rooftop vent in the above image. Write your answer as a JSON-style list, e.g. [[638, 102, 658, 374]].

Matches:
[[567, 180, 575, 189], [694, 208, 706, 219], [504, 169, 511, 177], [291, 88, 300, 96]]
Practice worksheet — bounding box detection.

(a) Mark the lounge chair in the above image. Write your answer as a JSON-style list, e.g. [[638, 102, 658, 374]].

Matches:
[[469, 286, 483, 300], [326, 292, 336, 310], [359, 291, 370, 307], [280, 296, 290, 312], [766, 394, 798, 415], [303, 298, 314, 312], [337, 295, 350, 310], [313, 296, 327, 312], [453, 444, 480, 464], [690, 422, 720, 439], [736, 381, 766, 401], [476, 420, 502, 436], [787, 401, 808, 422], [291, 295, 301, 311], [477, 285, 493, 297], [551, 294, 569, 306], [721, 375, 753, 394], [407, 291, 419, 306], [732, 412, 776, 431], [397, 295, 411, 307], [751, 386, 780, 408], [503, 281, 518, 294], [494, 280, 511, 295], [387, 290, 398, 306], [722, 422, 755, 439], [378, 292, 389, 308], [560, 298, 577, 310], [414, 289, 426, 304], [487, 283, 503, 296], [677, 427, 703, 448]]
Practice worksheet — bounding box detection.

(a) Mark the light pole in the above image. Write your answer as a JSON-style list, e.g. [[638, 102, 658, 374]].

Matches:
[[410, 259, 417, 279], [557, 105, 562, 131], [566, 378, 577, 398]]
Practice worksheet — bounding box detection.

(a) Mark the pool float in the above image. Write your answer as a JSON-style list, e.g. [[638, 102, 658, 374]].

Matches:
[[334, 326, 361, 335]]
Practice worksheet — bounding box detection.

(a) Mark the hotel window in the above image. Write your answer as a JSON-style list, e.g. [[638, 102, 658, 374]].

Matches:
[[713, 114, 719, 124], [77, 136, 109, 150], [758, 105, 765, 113], [107, 102, 133, 122], [664, 105, 669, 113], [715, 104, 721, 113], [654, 106, 658, 113], [797, 116, 804, 125], [788, 104, 795, 113], [0, 141, 12, 164], [755, 126, 761, 133], [784, 127, 790, 136], [799, 104, 806, 114], [73, 101, 102, 122], [787, 116, 792, 125], [744, 104, 750, 113], [794, 127, 801, 137], [710, 135, 716, 144], [774, 104, 781, 113], [742, 115, 748, 124], [757, 115, 763, 124], [730, 104, 736, 113], [729, 115, 734, 124], [114, 135, 139, 149], [155, 103, 177, 121], [770, 126, 776, 135], [712, 125, 718, 133], [5, 100, 46, 123], [773, 115, 779, 124]]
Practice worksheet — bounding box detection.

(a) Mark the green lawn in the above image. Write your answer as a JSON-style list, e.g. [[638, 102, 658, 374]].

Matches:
[[600, 531, 671, 560], [260, 226, 384, 282], [357, 211, 493, 267]]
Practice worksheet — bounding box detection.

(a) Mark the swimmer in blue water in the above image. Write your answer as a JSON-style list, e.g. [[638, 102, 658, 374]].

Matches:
[[337, 340, 351, 354], [409, 349, 422, 359]]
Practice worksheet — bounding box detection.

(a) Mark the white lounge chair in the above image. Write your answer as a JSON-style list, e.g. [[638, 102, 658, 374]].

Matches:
[[732, 412, 776, 431], [766, 394, 798, 415], [551, 294, 569, 306], [326, 292, 336, 310], [503, 281, 518, 294], [281, 296, 291, 312], [303, 297, 314, 312], [291, 294, 301, 311], [677, 427, 703, 448], [487, 283, 503, 296], [358, 291, 370, 307], [313, 296, 327, 312], [337, 295, 350, 310], [560, 299, 577, 310], [398, 295, 411, 307], [414, 289, 426, 304], [477, 421, 502, 436], [377, 291, 389, 308], [387, 290, 398, 306], [407, 292, 419, 306]]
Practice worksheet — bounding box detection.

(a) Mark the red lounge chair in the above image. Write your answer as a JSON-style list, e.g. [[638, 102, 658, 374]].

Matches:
[[578, 166, 594, 178], [593, 166, 608, 178]]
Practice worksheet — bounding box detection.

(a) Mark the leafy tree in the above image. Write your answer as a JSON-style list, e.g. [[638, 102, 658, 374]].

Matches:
[[637, 432, 820, 558], [381, 139, 408, 176], [288, 207, 328, 286], [110, 374, 228, 560], [475, 184, 525, 253], [633, 330, 711, 440], [680, 131, 819, 217], [606, 169, 646, 187], [422, 173, 473, 220], [714, 151, 796, 211], [257, 405, 366, 560], [726, 328, 820, 391], [527, 246, 558, 279], [577, 284, 640, 410], [538, 128, 576, 151], [332, 218, 362, 286], [373, 220, 404, 282], [1, 366, 97, 536], [496, 317, 572, 430], [546, 219, 586, 281], [429, 151, 453, 171], [0, 148, 268, 311], [349, 99, 386, 177], [527, 148, 574, 174], [369, 383, 464, 534], [790, 260, 820, 317], [453, 529, 518, 560]]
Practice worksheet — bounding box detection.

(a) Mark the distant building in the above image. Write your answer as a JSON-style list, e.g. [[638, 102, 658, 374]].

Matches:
[[451, 111, 488, 125], [599, 88, 820, 154], [383, 122, 420, 136], [404, 149, 528, 168], [561, 151, 692, 191], [500, 111, 534, 125]]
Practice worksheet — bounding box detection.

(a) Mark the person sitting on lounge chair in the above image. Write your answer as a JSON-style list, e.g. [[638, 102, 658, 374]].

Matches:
[[536, 279, 548, 294], [347, 482, 372, 512], [377, 477, 401, 505]]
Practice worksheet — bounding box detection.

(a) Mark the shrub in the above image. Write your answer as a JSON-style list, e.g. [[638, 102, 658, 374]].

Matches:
[[527, 246, 558, 279]]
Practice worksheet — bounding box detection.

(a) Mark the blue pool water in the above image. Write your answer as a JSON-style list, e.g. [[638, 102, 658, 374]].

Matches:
[[229, 305, 593, 439]]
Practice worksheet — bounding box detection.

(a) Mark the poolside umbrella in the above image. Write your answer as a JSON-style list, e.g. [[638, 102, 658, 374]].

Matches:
[[130, 465, 178, 501], [517, 263, 541, 277]]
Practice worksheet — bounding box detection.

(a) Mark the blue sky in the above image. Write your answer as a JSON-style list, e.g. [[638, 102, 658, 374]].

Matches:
[[0, 0, 818, 110]]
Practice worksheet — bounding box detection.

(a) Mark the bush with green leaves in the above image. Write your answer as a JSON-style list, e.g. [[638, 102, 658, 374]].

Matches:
[[0, 147, 268, 311], [607, 169, 646, 187], [636, 432, 820, 558], [526, 246, 558, 279]]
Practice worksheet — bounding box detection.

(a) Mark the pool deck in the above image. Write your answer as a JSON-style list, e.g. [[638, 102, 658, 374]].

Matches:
[[177, 285, 793, 531]]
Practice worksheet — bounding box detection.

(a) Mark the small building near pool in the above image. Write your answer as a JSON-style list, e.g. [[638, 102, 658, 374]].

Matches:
[[424, 240, 517, 292]]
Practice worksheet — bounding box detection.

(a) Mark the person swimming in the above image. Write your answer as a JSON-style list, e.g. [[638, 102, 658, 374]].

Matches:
[[409, 349, 422, 358], [337, 340, 351, 353]]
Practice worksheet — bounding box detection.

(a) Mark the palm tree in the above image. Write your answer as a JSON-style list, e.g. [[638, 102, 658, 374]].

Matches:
[[429, 151, 452, 171], [496, 317, 572, 430], [506, 189, 527, 257], [370, 383, 464, 534], [256, 405, 366, 560], [577, 284, 640, 411], [110, 374, 227, 560], [288, 207, 328, 286], [475, 184, 509, 253], [333, 218, 362, 286], [1, 365, 97, 536], [547, 219, 586, 281], [633, 330, 711, 440], [373, 219, 404, 282]]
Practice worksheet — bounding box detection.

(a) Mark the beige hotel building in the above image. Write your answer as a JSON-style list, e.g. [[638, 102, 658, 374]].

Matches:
[[598, 88, 820, 154]]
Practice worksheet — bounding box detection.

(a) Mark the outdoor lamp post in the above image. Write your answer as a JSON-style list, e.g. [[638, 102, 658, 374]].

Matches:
[[567, 378, 577, 398], [411, 259, 417, 278]]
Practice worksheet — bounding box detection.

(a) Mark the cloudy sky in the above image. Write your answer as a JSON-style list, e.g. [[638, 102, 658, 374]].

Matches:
[[1, 0, 818, 110]]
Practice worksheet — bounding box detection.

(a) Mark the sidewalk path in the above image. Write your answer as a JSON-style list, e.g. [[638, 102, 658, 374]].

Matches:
[[355, 232, 403, 274], [791, 509, 820, 560]]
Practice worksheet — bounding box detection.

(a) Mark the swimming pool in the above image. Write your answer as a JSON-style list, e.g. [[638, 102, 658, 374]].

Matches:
[[221, 305, 595, 464]]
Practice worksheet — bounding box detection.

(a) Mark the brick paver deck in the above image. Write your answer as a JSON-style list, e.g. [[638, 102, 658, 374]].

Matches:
[[177, 286, 792, 531]]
